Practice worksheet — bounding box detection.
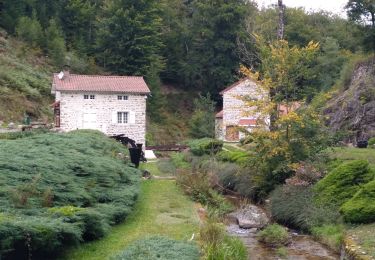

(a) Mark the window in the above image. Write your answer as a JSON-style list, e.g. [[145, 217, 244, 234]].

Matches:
[[118, 95, 128, 100], [90, 95, 95, 99], [117, 112, 128, 124], [84, 94, 89, 99]]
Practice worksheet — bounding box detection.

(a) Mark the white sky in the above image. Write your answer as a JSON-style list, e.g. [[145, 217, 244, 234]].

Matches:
[[254, 0, 348, 16]]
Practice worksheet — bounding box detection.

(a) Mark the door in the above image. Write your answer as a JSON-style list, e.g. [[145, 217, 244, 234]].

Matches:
[[82, 112, 97, 130], [225, 126, 239, 142]]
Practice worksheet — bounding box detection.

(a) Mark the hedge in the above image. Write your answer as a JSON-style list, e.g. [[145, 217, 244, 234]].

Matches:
[[188, 138, 223, 156]]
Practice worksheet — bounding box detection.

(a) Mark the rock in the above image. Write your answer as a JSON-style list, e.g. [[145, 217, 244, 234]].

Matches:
[[7, 122, 15, 129], [142, 170, 151, 179], [229, 204, 270, 229]]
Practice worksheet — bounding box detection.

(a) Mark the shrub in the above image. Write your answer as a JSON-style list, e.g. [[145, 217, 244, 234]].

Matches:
[[340, 180, 375, 223], [170, 152, 190, 169], [188, 138, 223, 156], [314, 160, 374, 206], [257, 224, 290, 247], [200, 221, 247, 260], [113, 236, 200, 260], [270, 185, 341, 231], [368, 137, 375, 146], [217, 150, 250, 164], [0, 131, 140, 258]]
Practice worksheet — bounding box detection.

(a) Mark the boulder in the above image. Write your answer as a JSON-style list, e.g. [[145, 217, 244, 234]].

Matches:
[[228, 204, 270, 229]]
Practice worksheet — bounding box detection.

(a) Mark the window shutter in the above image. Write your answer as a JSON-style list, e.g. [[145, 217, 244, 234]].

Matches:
[[129, 111, 136, 124], [112, 111, 117, 124]]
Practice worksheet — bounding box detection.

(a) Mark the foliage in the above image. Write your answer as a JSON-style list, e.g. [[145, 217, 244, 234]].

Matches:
[[170, 152, 191, 170], [45, 19, 66, 66], [368, 137, 375, 146], [113, 236, 200, 260], [189, 94, 216, 139], [270, 185, 342, 231], [15, 15, 44, 47], [311, 224, 345, 251], [0, 131, 140, 259], [188, 138, 223, 156], [200, 220, 247, 260], [217, 150, 250, 164], [314, 160, 374, 206], [340, 180, 375, 223], [257, 224, 290, 247], [62, 179, 200, 259]]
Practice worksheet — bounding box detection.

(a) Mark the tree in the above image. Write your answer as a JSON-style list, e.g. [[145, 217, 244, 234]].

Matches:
[[45, 19, 66, 66], [95, 0, 164, 76], [189, 94, 216, 138], [15, 14, 44, 47], [345, 0, 375, 51]]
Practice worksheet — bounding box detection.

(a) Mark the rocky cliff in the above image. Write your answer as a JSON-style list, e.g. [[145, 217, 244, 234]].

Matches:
[[324, 57, 375, 143]]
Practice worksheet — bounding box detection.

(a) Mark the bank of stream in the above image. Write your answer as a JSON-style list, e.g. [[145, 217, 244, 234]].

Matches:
[[224, 199, 339, 260]]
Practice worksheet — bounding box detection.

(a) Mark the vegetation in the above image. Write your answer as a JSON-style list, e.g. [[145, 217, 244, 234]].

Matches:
[[113, 236, 200, 260], [200, 220, 247, 260], [314, 160, 374, 206], [188, 138, 223, 156], [62, 179, 199, 259], [0, 130, 140, 259], [189, 94, 216, 139], [257, 224, 290, 247], [341, 180, 375, 223]]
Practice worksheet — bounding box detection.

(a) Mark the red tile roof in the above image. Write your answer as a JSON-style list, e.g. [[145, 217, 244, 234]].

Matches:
[[238, 119, 257, 126], [219, 78, 255, 95], [52, 73, 150, 94], [215, 110, 223, 118]]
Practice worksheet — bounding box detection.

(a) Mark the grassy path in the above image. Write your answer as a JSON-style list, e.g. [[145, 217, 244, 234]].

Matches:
[[60, 179, 200, 260]]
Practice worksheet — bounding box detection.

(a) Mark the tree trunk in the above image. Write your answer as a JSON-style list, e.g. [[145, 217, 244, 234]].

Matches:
[[277, 0, 285, 40]]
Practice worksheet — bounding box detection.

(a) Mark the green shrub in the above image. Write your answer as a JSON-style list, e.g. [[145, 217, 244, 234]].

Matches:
[[340, 180, 375, 223], [270, 185, 341, 231], [311, 224, 344, 251], [188, 138, 223, 156], [200, 221, 247, 260], [0, 130, 140, 258], [170, 152, 191, 169], [217, 150, 250, 164], [314, 160, 374, 206], [113, 236, 200, 260], [257, 224, 290, 247], [368, 137, 375, 146]]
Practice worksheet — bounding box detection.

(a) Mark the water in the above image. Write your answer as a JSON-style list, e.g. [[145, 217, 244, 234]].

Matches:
[[226, 209, 339, 260]]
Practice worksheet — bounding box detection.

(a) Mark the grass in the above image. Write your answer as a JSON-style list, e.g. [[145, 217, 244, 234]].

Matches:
[[328, 147, 375, 167], [347, 223, 375, 258], [139, 160, 176, 177], [60, 179, 200, 260]]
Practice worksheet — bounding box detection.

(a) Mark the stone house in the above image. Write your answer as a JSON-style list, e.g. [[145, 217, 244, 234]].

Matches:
[[51, 71, 150, 146], [215, 78, 267, 142]]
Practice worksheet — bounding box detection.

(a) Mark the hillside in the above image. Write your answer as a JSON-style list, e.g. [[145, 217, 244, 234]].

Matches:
[[0, 30, 54, 123], [324, 57, 375, 143]]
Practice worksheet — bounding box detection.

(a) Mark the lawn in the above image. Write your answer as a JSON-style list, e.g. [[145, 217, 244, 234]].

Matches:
[[139, 160, 175, 177], [60, 179, 200, 260], [328, 147, 375, 166]]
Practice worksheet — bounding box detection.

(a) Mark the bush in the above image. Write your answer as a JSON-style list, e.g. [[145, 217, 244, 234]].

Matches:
[[257, 224, 290, 247], [314, 160, 374, 206], [170, 152, 190, 169], [188, 138, 223, 156], [113, 236, 200, 260], [200, 221, 247, 260], [340, 180, 375, 223], [217, 150, 250, 164], [0, 131, 140, 259], [270, 185, 342, 231], [368, 137, 375, 146]]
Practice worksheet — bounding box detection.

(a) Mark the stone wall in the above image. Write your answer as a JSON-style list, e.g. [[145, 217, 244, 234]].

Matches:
[[57, 91, 147, 146], [221, 79, 266, 141]]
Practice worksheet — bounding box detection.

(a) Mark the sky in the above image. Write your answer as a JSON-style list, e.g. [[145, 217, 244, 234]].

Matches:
[[254, 0, 348, 17]]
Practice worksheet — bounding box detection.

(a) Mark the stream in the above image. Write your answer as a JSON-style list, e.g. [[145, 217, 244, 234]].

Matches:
[[224, 200, 339, 260]]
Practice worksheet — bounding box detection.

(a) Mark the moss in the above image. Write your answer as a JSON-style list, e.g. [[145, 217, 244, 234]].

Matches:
[[314, 160, 374, 206], [341, 180, 375, 223]]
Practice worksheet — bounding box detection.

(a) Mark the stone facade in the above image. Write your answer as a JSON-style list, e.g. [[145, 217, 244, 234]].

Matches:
[[216, 78, 267, 142], [56, 91, 147, 146]]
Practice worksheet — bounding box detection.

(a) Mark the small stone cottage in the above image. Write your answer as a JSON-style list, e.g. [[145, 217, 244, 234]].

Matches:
[[215, 78, 267, 142], [51, 71, 150, 146]]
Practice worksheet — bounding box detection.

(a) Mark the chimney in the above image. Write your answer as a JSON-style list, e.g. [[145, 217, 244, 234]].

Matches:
[[62, 65, 71, 80]]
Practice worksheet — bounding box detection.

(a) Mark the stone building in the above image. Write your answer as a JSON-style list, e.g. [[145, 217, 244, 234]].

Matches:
[[215, 78, 267, 142], [51, 71, 150, 146]]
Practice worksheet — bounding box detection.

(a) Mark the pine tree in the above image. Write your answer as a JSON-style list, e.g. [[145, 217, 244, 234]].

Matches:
[[45, 19, 66, 66]]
